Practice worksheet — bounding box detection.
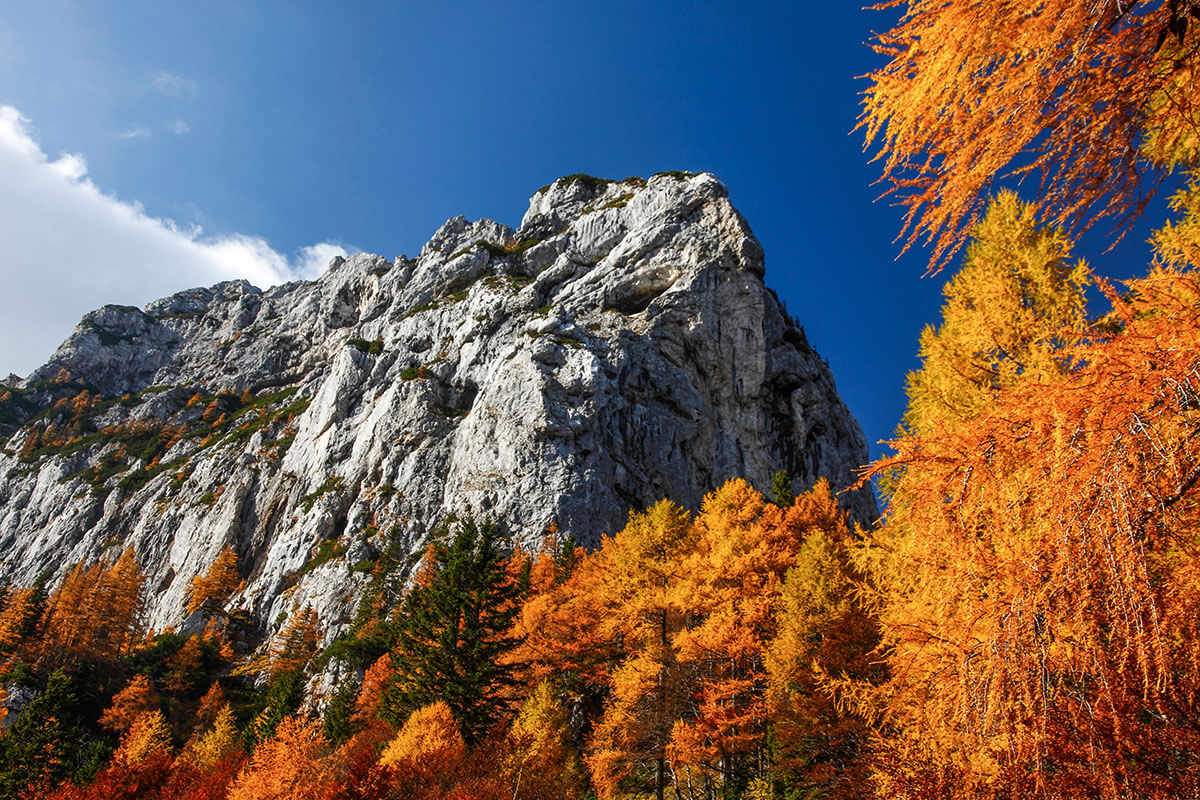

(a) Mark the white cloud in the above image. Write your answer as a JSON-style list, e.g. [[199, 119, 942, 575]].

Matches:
[[118, 126, 151, 140], [0, 105, 354, 378], [294, 243, 353, 279], [150, 71, 195, 96], [169, 119, 190, 135]]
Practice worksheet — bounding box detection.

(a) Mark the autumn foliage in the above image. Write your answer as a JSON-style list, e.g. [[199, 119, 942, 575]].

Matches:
[[513, 480, 874, 800], [853, 177, 1200, 798], [860, 0, 1200, 268], [226, 716, 333, 800], [184, 545, 241, 616], [11, 11, 1200, 787], [38, 547, 144, 662]]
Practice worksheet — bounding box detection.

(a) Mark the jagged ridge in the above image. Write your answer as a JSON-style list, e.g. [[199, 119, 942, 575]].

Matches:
[[0, 171, 874, 650]]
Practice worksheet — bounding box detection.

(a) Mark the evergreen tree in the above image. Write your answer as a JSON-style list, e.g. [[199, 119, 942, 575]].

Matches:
[[553, 531, 579, 585], [769, 469, 794, 507], [384, 516, 524, 745], [321, 677, 359, 746], [0, 667, 110, 798]]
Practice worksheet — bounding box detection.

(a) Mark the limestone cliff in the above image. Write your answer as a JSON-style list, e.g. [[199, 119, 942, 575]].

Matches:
[[0, 172, 874, 644]]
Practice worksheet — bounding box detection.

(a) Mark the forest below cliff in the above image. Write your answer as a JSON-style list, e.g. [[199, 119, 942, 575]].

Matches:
[[1, 1, 1200, 799]]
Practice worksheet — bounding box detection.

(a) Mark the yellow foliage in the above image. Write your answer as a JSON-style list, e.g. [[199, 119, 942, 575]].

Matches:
[[861, 199, 1200, 797], [191, 704, 239, 768], [1152, 171, 1200, 272], [902, 192, 1090, 437], [378, 700, 465, 770], [503, 681, 584, 800], [112, 709, 172, 766]]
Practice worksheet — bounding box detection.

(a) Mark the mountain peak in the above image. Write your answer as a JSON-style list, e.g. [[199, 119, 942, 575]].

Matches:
[[0, 172, 873, 643]]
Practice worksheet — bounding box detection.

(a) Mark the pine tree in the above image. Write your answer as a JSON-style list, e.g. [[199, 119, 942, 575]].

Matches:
[[769, 469, 794, 507], [384, 516, 524, 746]]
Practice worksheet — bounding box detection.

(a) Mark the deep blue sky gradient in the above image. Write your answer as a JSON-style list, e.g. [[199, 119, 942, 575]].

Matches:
[[0, 1, 1167, 465]]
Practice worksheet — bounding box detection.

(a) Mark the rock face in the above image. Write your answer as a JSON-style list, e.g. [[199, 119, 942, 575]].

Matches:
[[0, 172, 874, 644]]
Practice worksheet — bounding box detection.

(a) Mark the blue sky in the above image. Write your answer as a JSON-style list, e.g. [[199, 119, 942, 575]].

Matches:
[[0, 1, 1166, 463]]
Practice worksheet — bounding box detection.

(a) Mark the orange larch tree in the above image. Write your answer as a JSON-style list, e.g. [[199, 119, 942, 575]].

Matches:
[[860, 218, 1200, 800], [226, 716, 333, 800], [185, 545, 241, 616], [667, 479, 798, 791], [502, 680, 585, 800], [583, 499, 694, 800], [0, 586, 37, 654], [38, 548, 144, 663], [764, 498, 880, 800], [861, 0, 1200, 269], [100, 675, 160, 734]]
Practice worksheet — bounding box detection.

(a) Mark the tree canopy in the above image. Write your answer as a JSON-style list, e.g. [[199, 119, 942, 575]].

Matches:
[[861, 0, 1200, 268]]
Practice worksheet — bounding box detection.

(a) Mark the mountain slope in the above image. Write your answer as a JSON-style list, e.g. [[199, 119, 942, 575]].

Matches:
[[0, 171, 874, 640]]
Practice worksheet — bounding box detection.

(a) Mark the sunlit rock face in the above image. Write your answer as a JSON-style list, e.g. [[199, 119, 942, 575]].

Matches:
[[0, 172, 874, 644]]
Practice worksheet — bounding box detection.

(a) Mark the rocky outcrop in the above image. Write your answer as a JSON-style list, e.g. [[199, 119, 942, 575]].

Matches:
[[0, 171, 874, 647]]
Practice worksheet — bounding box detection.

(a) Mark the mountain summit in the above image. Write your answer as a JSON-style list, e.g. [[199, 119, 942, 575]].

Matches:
[[0, 171, 873, 637]]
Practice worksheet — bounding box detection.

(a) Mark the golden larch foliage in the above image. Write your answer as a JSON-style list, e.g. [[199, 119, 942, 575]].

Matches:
[[112, 709, 172, 767], [235, 606, 321, 680], [162, 636, 205, 695], [352, 653, 393, 725], [859, 203, 1200, 797], [190, 704, 240, 768], [860, 0, 1200, 269], [583, 499, 693, 800], [226, 716, 332, 800], [0, 587, 36, 652], [502, 680, 585, 800], [194, 681, 227, 730], [901, 192, 1090, 436], [378, 700, 466, 771], [39, 547, 144, 662], [764, 520, 879, 798]]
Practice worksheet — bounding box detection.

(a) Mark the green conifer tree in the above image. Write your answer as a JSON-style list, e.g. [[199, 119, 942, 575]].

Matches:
[[383, 516, 524, 745], [770, 469, 794, 507]]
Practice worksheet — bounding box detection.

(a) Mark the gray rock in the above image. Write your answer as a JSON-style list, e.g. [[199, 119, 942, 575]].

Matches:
[[1, 684, 36, 729], [0, 171, 875, 651]]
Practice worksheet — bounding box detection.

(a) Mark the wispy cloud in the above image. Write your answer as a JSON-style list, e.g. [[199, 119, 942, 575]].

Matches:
[[168, 119, 190, 135], [117, 126, 151, 140], [150, 70, 195, 96], [0, 105, 356, 377]]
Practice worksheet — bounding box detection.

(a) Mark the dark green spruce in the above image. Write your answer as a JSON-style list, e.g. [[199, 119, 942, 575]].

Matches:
[[382, 516, 525, 745]]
